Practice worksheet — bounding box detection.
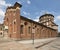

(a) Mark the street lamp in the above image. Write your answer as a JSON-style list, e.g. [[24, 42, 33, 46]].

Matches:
[[32, 27, 35, 44]]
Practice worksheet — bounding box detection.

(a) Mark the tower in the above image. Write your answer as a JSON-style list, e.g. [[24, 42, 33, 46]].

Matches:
[[4, 2, 22, 40], [39, 13, 58, 30]]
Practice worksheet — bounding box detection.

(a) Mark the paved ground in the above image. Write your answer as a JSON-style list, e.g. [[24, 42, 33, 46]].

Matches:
[[0, 37, 60, 50], [39, 37, 60, 50]]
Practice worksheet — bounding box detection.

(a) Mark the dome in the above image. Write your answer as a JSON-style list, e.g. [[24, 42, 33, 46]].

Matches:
[[39, 14, 54, 19]]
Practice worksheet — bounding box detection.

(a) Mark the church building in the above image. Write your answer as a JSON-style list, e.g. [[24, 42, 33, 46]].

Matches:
[[4, 2, 58, 40]]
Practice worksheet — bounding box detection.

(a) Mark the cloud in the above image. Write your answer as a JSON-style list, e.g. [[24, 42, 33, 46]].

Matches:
[[23, 11, 27, 15], [23, 11, 30, 15], [0, 9, 5, 17], [27, 0, 31, 4], [23, 11, 39, 22], [34, 16, 39, 22], [0, 0, 11, 17], [0, 8, 5, 23], [17, 1, 22, 4], [0, 0, 11, 7], [0, 0, 12, 23], [57, 16, 60, 19], [34, 18, 39, 22], [22, 11, 31, 19], [54, 15, 60, 22]]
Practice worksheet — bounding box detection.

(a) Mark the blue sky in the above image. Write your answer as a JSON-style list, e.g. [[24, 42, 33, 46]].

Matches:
[[0, 0, 60, 32]]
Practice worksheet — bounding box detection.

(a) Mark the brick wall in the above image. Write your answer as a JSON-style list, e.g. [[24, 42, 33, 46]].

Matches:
[[4, 2, 58, 40]]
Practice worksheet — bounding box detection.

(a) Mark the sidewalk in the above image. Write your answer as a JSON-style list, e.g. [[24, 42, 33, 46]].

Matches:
[[0, 38, 57, 50], [18, 38, 56, 49], [18, 38, 56, 44]]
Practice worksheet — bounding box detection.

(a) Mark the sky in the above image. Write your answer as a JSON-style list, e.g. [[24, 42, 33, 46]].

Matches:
[[0, 0, 60, 32]]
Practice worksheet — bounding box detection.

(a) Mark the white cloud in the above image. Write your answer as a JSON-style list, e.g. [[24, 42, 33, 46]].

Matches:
[[17, 1, 22, 4], [57, 16, 60, 19], [54, 15, 60, 22], [0, 0, 5, 6], [0, 0, 12, 23], [0, 0, 11, 7], [0, 0, 11, 17], [23, 11, 31, 19], [34, 16, 39, 22], [23, 11, 30, 15], [0, 21, 2, 23], [0, 8, 5, 23], [27, 0, 31, 4], [34, 18, 39, 22], [23, 11, 27, 15], [0, 9, 5, 17]]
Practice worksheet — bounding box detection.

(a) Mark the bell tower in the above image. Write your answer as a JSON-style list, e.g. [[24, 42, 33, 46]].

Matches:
[[4, 2, 22, 40]]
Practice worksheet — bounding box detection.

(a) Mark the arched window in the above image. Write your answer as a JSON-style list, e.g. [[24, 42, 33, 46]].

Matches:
[[35, 25, 37, 28], [28, 27, 31, 34], [37, 28, 39, 34], [14, 21, 16, 24], [13, 19, 16, 24], [0, 32, 2, 35], [20, 25, 23, 34], [7, 18, 8, 21], [24, 22, 28, 25]]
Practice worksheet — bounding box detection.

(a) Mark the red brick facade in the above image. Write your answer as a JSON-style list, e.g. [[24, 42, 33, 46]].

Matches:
[[4, 2, 58, 40]]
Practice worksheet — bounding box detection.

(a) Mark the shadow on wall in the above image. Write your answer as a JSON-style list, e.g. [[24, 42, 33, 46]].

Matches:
[[57, 32, 60, 37]]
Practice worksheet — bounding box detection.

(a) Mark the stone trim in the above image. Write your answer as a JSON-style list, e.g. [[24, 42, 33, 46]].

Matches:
[[7, 7, 20, 12]]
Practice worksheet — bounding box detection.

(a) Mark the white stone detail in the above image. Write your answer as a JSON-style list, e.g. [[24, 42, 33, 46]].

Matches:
[[7, 7, 20, 12], [16, 7, 20, 9], [46, 22, 48, 26], [7, 9, 16, 11], [4, 26, 8, 29]]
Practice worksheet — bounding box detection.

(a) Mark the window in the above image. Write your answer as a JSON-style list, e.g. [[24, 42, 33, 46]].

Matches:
[[20, 25, 23, 34], [35, 25, 37, 28], [37, 28, 39, 34], [7, 18, 8, 21], [0, 32, 2, 35], [13, 19, 16, 24], [24, 22, 28, 25], [14, 21, 16, 24], [28, 27, 31, 34]]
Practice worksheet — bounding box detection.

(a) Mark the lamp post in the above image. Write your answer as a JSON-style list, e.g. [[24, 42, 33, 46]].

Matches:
[[32, 27, 35, 44]]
